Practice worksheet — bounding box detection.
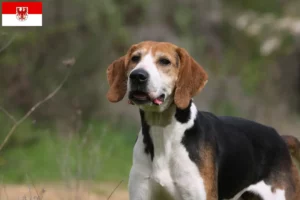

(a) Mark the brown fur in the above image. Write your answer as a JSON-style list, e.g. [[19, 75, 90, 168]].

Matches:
[[240, 160, 300, 199], [199, 145, 217, 200], [106, 41, 208, 108], [281, 135, 300, 199], [106, 45, 138, 102], [106, 56, 127, 102], [174, 48, 208, 109], [199, 141, 300, 200], [266, 170, 294, 199], [289, 163, 300, 199], [282, 135, 300, 163], [258, 135, 300, 200]]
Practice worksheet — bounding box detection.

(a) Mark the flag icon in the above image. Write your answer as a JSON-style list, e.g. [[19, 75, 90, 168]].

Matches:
[[2, 2, 42, 26]]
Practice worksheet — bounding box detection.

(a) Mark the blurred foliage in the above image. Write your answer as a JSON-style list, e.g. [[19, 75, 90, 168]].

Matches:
[[227, 0, 282, 14], [212, 100, 239, 116], [0, 113, 42, 152], [0, 122, 135, 183]]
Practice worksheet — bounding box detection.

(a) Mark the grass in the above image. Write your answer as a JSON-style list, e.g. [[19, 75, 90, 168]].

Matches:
[[0, 120, 136, 184]]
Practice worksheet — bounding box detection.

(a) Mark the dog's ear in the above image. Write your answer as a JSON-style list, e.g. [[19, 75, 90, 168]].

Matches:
[[106, 56, 127, 102], [106, 45, 137, 102], [174, 48, 208, 109]]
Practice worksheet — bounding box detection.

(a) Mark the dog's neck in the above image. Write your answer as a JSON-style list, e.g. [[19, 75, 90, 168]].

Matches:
[[138, 100, 195, 161], [140, 100, 193, 127], [142, 103, 176, 126]]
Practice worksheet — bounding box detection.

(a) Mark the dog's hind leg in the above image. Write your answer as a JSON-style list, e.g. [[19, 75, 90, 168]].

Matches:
[[242, 181, 285, 200], [239, 191, 263, 200]]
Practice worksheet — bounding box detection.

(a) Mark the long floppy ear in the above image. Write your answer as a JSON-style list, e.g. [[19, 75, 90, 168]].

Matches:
[[106, 56, 127, 102], [106, 45, 138, 102], [174, 48, 208, 109]]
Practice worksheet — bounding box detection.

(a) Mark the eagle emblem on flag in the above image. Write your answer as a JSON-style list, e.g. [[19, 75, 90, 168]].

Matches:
[[16, 7, 28, 21]]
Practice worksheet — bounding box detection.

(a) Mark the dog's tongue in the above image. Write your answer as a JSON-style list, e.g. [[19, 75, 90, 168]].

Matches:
[[153, 98, 163, 105]]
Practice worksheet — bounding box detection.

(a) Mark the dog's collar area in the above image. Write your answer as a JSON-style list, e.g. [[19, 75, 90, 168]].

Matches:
[[175, 100, 192, 123], [138, 100, 193, 127], [138, 100, 193, 160]]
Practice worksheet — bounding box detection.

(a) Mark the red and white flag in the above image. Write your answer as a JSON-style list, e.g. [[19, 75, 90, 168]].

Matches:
[[2, 2, 42, 26]]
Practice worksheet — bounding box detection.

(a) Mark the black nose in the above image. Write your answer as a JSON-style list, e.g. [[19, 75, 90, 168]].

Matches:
[[129, 69, 149, 84]]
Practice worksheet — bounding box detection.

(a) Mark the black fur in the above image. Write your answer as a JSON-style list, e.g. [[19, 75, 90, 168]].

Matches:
[[139, 110, 154, 160], [175, 100, 192, 123], [177, 102, 292, 199]]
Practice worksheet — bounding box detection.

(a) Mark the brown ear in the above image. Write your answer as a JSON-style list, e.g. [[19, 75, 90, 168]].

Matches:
[[106, 56, 128, 102], [106, 45, 138, 103], [174, 48, 208, 109]]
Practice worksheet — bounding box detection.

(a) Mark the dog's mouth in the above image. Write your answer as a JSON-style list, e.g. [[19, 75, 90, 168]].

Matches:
[[129, 91, 165, 105]]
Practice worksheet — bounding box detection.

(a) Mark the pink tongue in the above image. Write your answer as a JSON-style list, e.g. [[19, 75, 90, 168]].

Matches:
[[153, 98, 163, 105]]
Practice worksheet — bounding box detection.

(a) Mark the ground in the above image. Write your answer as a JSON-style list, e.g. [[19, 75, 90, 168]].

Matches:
[[0, 182, 129, 200]]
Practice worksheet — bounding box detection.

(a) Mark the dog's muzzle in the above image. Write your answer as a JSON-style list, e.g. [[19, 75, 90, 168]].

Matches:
[[128, 69, 165, 105], [129, 69, 149, 86]]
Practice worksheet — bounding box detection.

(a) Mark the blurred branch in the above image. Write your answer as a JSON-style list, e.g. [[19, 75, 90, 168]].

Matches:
[[107, 180, 123, 200], [0, 34, 15, 54], [0, 107, 17, 123], [0, 58, 75, 152]]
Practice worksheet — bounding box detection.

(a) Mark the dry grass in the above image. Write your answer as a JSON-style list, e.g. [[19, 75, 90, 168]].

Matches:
[[0, 181, 128, 200]]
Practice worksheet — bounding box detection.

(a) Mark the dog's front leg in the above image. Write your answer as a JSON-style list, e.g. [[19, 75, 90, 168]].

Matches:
[[128, 133, 154, 200], [128, 166, 154, 200]]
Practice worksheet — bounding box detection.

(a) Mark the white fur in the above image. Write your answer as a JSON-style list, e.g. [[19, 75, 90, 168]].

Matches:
[[225, 181, 286, 200], [245, 181, 285, 200], [130, 52, 163, 96], [128, 51, 176, 112], [128, 103, 207, 200]]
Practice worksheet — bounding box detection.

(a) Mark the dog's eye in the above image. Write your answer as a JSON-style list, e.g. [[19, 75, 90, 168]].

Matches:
[[159, 58, 171, 65], [131, 55, 140, 63]]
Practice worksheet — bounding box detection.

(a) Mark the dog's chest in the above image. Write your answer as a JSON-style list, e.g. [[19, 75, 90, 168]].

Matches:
[[147, 124, 206, 199]]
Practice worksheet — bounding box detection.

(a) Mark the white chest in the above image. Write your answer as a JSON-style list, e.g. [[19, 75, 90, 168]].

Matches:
[[150, 125, 206, 200], [129, 105, 207, 200]]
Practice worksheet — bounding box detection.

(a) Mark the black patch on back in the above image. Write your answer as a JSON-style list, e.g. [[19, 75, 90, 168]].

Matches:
[[180, 109, 292, 199], [139, 110, 154, 160], [175, 100, 192, 123]]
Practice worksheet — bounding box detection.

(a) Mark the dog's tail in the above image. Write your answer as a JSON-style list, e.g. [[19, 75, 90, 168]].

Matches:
[[282, 135, 300, 170]]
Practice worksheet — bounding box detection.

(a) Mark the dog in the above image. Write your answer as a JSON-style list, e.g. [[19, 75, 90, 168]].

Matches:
[[106, 41, 300, 200]]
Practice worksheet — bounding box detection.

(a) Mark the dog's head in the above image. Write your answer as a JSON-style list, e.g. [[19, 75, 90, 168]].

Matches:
[[106, 41, 208, 112]]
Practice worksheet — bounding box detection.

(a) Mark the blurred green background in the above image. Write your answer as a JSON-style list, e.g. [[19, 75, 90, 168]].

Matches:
[[0, 0, 300, 189]]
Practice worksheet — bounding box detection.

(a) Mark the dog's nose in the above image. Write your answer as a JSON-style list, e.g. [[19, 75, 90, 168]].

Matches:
[[129, 69, 149, 84]]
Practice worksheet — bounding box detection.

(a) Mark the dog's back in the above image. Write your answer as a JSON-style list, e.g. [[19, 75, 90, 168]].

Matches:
[[218, 115, 300, 199], [195, 112, 296, 198]]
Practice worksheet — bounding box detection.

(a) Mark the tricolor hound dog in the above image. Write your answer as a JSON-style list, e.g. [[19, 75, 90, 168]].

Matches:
[[106, 41, 300, 200]]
